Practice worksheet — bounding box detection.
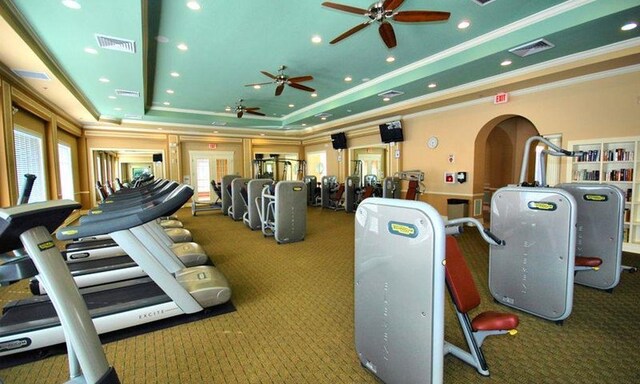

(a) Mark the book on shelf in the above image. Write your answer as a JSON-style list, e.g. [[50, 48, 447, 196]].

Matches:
[[605, 148, 634, 162], [576, 149, 600, 162]]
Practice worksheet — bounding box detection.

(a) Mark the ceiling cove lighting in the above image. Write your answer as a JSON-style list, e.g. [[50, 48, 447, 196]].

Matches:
[[621, 22, 637, 31], [186, 1, 201, 10], [458, 20, 471, 29], [61, 0, 81, 9], [500, 60, 512, 66], [177, 43, 188, 51]]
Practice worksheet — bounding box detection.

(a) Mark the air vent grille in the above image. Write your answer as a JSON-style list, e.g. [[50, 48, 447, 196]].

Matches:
[[472, 0, 496, 5], [115, 89, 140, 98], [509, 38, 555, 57], [124, 114, 142, 120], [95, 34, 136, 53], [12, 69, 50, 81], [211, 122, 227, 126], [314, 112, 332, 118], [377, 90, 405, 98]]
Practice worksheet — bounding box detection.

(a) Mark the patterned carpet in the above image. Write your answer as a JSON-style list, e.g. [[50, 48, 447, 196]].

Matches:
[[1, 206, 639, 383]]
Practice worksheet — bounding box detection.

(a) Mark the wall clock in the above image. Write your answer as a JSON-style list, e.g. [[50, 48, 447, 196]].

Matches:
[[427, 136, 439, 149]]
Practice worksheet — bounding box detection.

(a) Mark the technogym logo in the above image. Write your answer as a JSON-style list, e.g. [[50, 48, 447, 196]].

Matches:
[[387, 221, 419, 238]]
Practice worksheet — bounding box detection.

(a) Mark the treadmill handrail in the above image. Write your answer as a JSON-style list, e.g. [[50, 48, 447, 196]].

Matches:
[[58, 184, 193, 240]]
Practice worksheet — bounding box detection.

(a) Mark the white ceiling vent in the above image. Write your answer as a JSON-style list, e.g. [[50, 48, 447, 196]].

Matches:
[[12, 69, 50, 81], [211, 121, 227, 126], [115, 89, 140, 98], [124, 114, 142, 120], [472, 0, 497, 5], [509, 39, 555, 57], [377, 90, 404, 98], [95, 34, 136, 53], [314, 112, 332, 118]]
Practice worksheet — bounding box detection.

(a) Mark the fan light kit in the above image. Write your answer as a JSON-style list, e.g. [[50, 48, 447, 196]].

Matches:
[[233, 99, 265, 119], [322, 0, 450, 49], [245, 65, 315, 96]]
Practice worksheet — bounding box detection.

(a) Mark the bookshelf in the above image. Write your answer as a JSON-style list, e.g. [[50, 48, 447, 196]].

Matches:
[[567, 136, 638, 253]]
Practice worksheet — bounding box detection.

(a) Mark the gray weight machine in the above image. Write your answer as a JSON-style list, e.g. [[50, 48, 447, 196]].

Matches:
[[258, 181, 307, 244], [221, 174, 239, 216], [489, 136, 601, 322], [320, 175, 344, 210], [243, 178, 273, 230], [303, 175, 320, 206], [344, 175, 361, 213], [227, 178, 250, 221]]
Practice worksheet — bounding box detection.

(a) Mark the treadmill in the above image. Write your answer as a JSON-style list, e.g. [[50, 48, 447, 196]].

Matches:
[[0, 200, 119, 383], [0, 184, 231, 357]]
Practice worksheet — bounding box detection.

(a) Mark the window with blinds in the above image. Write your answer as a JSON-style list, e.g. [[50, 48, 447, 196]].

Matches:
[[58, 142, 75, 200], [14, 128, 46, 202]]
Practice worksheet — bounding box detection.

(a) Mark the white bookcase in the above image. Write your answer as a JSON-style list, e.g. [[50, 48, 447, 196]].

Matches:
[[566, 136, 638, 254]]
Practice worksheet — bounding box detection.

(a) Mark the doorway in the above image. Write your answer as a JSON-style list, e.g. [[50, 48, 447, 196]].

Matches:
[[189, 151, 234, 201], [474, 115, 539, 224]]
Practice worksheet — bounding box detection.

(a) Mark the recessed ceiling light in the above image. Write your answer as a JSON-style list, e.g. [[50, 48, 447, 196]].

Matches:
[[621, 22, 637, 31], [311, 35, 322, 44], [260, 133, 265, 136], [320, 117, 327, 121], [156, 35, 169, 43], [501, 60, 512, 66], [428, 83, 437, 88], [108, 95, 116, 99], [383, 97, 391, 102], [458, 20, 471, 29], [98, 77, 109, 83], [288, 104, 295, 108], [84, 47, 97, 54], [311, 93, 317, 97], [344, 76, 352, 82], [177, 43, 188, 51], [114, 107, 122, 111], [157, 127, 163, 130], [163, 102, 170, 106], [61, 0, 81, 9], [225, 106, 231, 112], [213, 130, 219, 134], [253, 85, 261, 89], [170, 71, 180, 77], [362, 78, 370, 82], [347, 109, 352, 113], [302, 123, 307, 126], [186, 1, 201, 10], [166, 89, 174, 94], [386, 56, 395, 63]]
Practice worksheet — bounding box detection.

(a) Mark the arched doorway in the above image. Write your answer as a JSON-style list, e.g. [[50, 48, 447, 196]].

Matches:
[[473, 115, 539, 224]]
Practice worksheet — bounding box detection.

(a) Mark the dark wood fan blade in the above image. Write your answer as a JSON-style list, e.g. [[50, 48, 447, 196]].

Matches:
[[245, 107, 260, 111], [379, 21, 397, 49], [288, 82, 315, 92], [237, 111, 244, 118], [330, 21, 371, 45], [246, 110, 266, 116], [275, 83, 285, 96], [383, 0, 405, 11], [244, 81, 274, 87], [393, 11, 451, 23], [288, 75, 313, 83], [322, 2, 368, 15], [260, 71, 277, 79]]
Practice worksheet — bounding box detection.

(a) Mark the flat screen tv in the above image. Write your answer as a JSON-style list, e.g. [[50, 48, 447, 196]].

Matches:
[[379, 120, 404, 143], [331, 132, 347, 149]]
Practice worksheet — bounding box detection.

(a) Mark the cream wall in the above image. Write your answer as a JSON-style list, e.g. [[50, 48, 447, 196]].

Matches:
[[395, 69, 640, 214]]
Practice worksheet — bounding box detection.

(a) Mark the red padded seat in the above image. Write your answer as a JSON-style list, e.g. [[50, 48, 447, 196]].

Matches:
[[472, 311, 519, 332], [575, 256, 602, 268]]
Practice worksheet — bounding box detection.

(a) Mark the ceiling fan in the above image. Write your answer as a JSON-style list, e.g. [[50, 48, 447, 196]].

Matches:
[[234, 99, 265, 118], [322, 0, 450, 49], [245, 65, 315, 96]]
